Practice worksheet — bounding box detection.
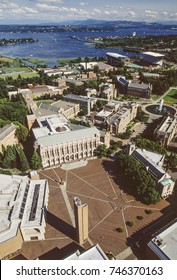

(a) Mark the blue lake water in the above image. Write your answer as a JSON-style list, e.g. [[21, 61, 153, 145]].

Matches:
[[0, 27, 177, 67]]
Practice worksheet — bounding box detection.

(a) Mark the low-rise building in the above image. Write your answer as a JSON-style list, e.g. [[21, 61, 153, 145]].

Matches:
[[127, 143, 175, 198], [106, 52, 130, 66], [64, 94, 97, 115], [94, 101, 138, 135], [0, 174, 49, 259], [0, 123, 18, 151], [99, 83, 117, 100], [154, 116, 177, 147], [147, 218, 177, 260], [32, 114, 110, 168], [116, 76, 152, 98], [127, 82, 152, 98]]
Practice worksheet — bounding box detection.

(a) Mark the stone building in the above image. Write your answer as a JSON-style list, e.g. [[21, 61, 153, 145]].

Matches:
[[154, 116, 177, 147], [0, 123, 18, 151], [127, 143, 175, 198], [32, 114, 110, 168], [94, 101, 138, 135]]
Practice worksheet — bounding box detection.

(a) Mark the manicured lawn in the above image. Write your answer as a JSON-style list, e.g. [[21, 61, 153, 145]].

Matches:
[[1, 71, 39, 79], [3, 67, 31, 74], [36, 100, 53, 107], [22, 57, 49, 65], [164, 88, 177, 104]]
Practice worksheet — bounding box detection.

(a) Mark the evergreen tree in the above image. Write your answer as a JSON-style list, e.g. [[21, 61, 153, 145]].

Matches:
[[2, 145, 17, 169], [31, 150, 42, 170], [16, 145, 30, 172]]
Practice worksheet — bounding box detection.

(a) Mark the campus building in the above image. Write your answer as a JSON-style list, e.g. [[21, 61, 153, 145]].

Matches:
[[64, 244, 108, 260], [0, 123, 18, 151], [0, 174, 49, 259], [94, 101, 138, 135], [116, 76, 152, 98], [147, 219, 177, 259], [154, 116, 177, 147], [106, 52, 130, 66], [99, 83, 117, 100], [127, 143, 175, 198], [32, 114, 110, 168], [141, 52, 165, 67], [127, 82, 152, 98], [64, 94, 97, 115]]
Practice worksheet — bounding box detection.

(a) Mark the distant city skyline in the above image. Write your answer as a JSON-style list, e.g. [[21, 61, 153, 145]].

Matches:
[[0, 0, 177, 24]]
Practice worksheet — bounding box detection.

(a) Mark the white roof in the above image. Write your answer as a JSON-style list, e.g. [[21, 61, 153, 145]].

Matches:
[[64, 244, 108, 260], [106, 52, 127, 58], [142, 52, 165, 57], [97, 110, 112, 118], [36, 126, 100, 147], [0, 175, 29, 243], [148, 219, 177, 260]]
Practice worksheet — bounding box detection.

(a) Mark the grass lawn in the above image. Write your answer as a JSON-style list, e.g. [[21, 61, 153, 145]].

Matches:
[[2, 67, 32, 74], [0, 56, 15, 63], [36, 100, 54, 107], [22, 57, 49, 65], [164, 88, 177, 104], [1, 71, 39, 79]]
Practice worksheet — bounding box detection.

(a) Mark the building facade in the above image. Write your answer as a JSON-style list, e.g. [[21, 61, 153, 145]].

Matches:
[[94, 101, 138, 135], [127, 143, 175, 198], [32, 115, 109, 168], [154, 116, 177, 147], [0, 123, 18, 151]]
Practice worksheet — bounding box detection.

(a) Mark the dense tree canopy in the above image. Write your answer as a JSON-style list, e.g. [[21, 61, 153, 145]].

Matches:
[[116, 150, 160, 204]]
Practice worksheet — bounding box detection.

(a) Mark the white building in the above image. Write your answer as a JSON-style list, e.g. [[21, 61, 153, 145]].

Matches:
[[64, 244, 108, 260], [148, 219, 177, 259], [0, 174, 49, 259]]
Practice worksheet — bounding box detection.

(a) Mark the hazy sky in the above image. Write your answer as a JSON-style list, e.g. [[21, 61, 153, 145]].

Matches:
[[0, 0, 177, 24]]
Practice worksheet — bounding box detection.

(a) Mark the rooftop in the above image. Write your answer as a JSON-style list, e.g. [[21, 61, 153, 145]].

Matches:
[[0, 123, 17, 140], [35, 126, 100, 147], [128, 82, 151, 90], [148, 219, 177, 260], [64, 244, 108, 260], [142, 52, 165, 58], [106, 52, 127, 59]]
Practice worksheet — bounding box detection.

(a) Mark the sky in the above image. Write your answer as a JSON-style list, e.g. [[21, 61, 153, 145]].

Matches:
[[0, 0, 177, 24]]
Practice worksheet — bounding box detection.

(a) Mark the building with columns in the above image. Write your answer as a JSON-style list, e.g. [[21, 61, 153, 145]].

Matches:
[[32, 114, 110, 168]]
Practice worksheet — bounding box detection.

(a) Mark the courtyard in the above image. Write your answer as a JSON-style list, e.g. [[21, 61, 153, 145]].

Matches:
[[21, 158, 170, 259]]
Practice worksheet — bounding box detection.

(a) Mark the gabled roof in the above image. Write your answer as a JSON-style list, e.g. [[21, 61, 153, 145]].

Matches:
[[132, 148, 165, 181]]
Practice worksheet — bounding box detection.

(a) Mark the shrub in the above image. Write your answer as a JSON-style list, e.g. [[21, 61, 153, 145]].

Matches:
[[116, 227, 124, 233], [126, 221, 134, 227], [137, 215, 144, 220], [145, 209, 153, 215]]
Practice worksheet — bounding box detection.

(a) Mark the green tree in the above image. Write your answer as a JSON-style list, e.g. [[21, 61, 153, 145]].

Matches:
[[94, 144, 107, 158], [16, 145, 30, 172], [31, 150, 42, 170], [14, 122, 29, 142]]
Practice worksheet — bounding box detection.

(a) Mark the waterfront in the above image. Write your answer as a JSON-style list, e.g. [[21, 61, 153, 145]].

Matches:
[[0, 27, 177, 66]]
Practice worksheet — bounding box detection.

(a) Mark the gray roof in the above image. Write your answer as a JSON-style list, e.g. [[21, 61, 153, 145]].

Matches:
[[132, 149, 165, 181], [36, 126, 99, 147], [128, 82, 150, 90], [0, 123, 17, 140]]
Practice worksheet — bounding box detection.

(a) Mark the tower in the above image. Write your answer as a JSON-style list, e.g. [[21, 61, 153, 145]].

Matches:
[[74, 196, 88, 245]]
